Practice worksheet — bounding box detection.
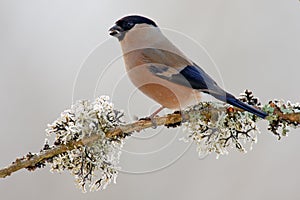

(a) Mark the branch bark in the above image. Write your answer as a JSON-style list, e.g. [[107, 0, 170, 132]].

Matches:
[[0, 105, 299, 179], [0, 112, 184, 178]]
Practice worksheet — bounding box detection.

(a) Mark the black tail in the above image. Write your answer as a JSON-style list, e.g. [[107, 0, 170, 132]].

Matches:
[[212, 92, 267, 119]]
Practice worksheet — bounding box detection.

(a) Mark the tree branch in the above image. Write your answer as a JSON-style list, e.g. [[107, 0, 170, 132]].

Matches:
[[0, 134, 100, 178], [0, 98, 299, 181], [0, 112, 184, 178]]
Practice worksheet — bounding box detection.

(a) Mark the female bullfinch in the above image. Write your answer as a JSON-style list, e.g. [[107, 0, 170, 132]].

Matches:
[[109, 15, 267, 119]]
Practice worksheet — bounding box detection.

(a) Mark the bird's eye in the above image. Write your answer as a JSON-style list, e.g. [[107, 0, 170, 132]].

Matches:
[[126, 22, 134, 28]]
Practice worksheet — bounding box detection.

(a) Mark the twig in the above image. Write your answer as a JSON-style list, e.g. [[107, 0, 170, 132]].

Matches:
[[0, 112, 183, 178], [0, 104, 299, 179], [0, 134, 100, 178]]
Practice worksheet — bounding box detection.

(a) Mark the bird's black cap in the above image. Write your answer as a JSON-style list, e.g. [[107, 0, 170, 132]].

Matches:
[[115, 15, 157, 31]]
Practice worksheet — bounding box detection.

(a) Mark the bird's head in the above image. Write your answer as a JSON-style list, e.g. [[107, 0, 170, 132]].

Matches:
[[109, 15, 158, 41]]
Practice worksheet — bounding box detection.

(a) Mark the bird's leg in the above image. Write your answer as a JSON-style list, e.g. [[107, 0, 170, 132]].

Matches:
[[149, 106, 164, 129], [150, 106, 165, 118], [138, 106, 165, 128]]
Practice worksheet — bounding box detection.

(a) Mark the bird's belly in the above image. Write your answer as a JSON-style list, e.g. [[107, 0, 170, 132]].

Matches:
[[138, 83, 200, 109], [126, 65, 200, 109]]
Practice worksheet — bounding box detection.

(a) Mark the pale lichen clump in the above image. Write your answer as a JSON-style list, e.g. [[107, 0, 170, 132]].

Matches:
[[46, 96, 124, 192], [182, 91, 261, 158]]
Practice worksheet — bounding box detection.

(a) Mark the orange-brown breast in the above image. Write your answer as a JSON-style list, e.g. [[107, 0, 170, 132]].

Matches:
[[123, 49, 201, 109]]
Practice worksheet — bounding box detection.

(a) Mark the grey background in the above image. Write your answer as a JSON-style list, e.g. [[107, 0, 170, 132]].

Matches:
[[1, 0, 300, 199]]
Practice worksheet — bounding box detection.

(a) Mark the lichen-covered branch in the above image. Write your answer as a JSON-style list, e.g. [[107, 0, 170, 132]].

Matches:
[[0, 112, 184, 179], [0, 91, 299, 192], [0, 135, 98, 178]]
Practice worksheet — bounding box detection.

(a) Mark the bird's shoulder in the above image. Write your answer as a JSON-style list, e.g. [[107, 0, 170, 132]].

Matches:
[[140, 48, 191, 67]]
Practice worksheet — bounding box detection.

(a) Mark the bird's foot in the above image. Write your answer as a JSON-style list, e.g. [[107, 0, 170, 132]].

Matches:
[[138, 116, 158, 129], [149, 116, 158, 129], [138, 106, 164, 129]]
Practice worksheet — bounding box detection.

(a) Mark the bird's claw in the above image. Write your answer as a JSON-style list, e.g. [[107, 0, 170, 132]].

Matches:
[[138, 116, 158, 129], [150, 116, 157, 129]]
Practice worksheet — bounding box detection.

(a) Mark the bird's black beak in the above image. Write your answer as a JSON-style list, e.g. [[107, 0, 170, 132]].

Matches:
[[109, 25, 123, 37]]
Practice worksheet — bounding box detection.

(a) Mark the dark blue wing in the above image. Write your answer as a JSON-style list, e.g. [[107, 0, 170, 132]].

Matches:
[[151, 63, 224, 95], [174, 64, 219, 90], [149, 64, 267, 119]]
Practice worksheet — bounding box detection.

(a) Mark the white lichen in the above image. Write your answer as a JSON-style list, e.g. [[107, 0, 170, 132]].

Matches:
[[46, 96, 124, 192], [182, 99, 260, 158]]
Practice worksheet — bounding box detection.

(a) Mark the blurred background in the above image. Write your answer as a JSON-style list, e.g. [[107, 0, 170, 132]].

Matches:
[[0, 0, 300, 199]]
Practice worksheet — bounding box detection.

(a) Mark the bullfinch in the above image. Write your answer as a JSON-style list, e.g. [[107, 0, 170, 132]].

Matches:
[[109, 15, 267, 119]]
